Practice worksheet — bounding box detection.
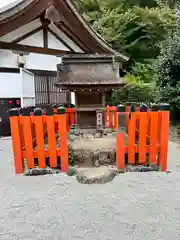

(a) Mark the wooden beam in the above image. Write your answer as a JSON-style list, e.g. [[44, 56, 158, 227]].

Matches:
[[41, 11, 49, 48], [0, 0, 51, 37], [54, 0, 104, 53], [43, 28, 48, 48], [56, 22, 92, 53], [47, 27, 75, 52], [12, 26, 43, 44], [0, 67, 20, 73], [0, 41, 76, 55], [30, 70, 57, 77]]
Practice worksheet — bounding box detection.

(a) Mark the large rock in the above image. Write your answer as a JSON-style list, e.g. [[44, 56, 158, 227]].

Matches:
[[76, 167, 117, 184]]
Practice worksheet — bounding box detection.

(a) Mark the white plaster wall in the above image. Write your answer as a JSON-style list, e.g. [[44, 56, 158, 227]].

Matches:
[[0, 72, 21, 98], [0, 19, 41, 42], [20, 68, 35, 107], [0, 50, 59, 71], [48, 32, 70, 51], [25, 53, 58, 71], [0, 50, 18, 68], [20, 30, 44, 48], [49, 23, 84, 53], [71, 92, 75, 105]]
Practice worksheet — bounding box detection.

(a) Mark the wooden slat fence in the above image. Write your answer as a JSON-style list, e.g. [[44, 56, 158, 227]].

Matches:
[[105, 105, 152, 129], [9, 107, 73, 174], [116, 110, 169, 171], [9, 104, 169, 174]]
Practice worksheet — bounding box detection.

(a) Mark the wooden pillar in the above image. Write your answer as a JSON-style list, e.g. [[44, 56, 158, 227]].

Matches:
[[101, 91, 106, 127], [66, 91, 71, 107], [96, 109, 103, 129], [46, 76, 50, 104], [101, 91, 106, 107], [75, 91, 78, 126]]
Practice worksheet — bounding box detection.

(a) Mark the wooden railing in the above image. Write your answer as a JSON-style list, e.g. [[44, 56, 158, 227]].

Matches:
[[65, 108, 76, 131], [116, 109, 169, 171], [9, 107, 70, 174], [105, 105, 151, 129], [9, 104, 169, 174]]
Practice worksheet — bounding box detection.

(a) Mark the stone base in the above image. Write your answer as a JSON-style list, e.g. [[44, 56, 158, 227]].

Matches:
[[68, 134, 118, 167]]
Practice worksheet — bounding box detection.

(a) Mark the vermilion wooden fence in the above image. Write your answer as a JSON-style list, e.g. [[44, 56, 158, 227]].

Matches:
[[48, 107, 75, 132], [65, 108, 76, 131], [9, 108, 69, 174], [9, 105, 169, 174], [116, 110, 169, 171], [105, 105, 152, 129], [105, 106, 131, 129]]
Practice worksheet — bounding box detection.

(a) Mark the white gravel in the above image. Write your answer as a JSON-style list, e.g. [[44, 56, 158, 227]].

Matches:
[[0, 137, 180, 240]]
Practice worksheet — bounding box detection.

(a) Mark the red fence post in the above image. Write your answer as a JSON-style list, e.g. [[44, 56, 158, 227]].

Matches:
[[46, 107, 57, 168], [34, 108, 46, 169], [158, 104, 170, 172], [9, 109, 24, 174], [21, 108, 34, 169], [127, 104, 136, 164], [116, 105, 126, 169], [151, 104, 170, 171], [149, 112, 159, 164], [57, 107, 68, 172]]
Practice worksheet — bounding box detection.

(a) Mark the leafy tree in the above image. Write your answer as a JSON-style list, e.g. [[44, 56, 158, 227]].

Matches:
[[74, 0, 178, 105], [156, 0, 177, 8], [154, 28, 180, 119], [130, 62, 154, 83], [110, 74, 156, 105], [92, 6, 176, 66], [75, 1, 176, 71], [74, 0, 158, 12]]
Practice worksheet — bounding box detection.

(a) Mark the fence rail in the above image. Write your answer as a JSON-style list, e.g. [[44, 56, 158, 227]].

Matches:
[[116, 110, 169, 171], [105, 105, 152, 129], [9, 108, 69, 174], [9, 104, 170, 174]]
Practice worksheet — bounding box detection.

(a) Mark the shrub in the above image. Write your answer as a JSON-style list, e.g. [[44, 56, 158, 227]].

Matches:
[[130, 62, 154, 83], [176, 125, 180, 137], [154, 28, 180, 120], [110, 74, 156, 106]]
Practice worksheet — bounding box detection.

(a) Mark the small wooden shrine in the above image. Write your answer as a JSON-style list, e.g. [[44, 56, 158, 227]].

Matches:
[[56, 54, 125, 130]]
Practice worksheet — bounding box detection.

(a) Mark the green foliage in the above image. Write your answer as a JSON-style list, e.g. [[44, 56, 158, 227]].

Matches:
[[156, 0, 177, 8], [74, 0, 178, 107], [130, 62, 154, 82], [75, 0, 159, 12], [75, 1, 176, 65], [154, 28, 180, 118], [110, 74, 155, 105], [92, 6, 176, 65], [176, 124, 180, 136]]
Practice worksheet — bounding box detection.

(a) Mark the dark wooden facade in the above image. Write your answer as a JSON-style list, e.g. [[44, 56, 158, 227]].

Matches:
[[34, 74, 67, 105]]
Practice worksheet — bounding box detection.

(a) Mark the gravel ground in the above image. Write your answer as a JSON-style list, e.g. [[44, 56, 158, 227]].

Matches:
[[1, 138, 180, 240]]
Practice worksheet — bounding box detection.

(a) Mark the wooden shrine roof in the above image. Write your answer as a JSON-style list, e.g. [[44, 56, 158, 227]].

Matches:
[[0, 0, 128, 61]]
